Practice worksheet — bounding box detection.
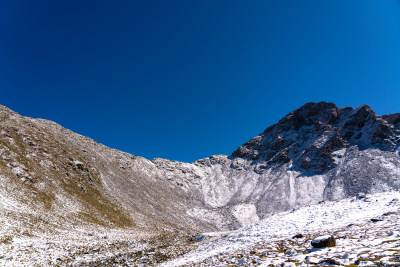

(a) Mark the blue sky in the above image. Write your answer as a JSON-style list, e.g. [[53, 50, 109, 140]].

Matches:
[[1, 1, 400, 162]]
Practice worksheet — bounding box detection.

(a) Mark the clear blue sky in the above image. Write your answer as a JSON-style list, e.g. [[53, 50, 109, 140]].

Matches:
[[1, 1, 400, 162]]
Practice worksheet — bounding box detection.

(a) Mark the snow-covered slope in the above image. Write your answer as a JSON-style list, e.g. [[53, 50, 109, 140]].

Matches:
[[162, 191, 400, 266], [1, 102, 400, 235]]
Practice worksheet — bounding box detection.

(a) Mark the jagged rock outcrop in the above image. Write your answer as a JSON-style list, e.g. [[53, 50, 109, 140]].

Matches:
[[1, 102, 400, 234]]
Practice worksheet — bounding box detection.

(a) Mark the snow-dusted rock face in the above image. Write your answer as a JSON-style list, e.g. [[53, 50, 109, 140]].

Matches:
[[154, 102, 400, 228], [1, 102, 400, 234]]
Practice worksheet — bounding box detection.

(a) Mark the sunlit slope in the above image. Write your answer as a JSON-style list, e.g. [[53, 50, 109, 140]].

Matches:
[[0, 105, 216, 234]]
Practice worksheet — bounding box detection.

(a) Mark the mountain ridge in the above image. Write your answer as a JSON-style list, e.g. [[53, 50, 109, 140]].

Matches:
[[1, 102, 400, 235]]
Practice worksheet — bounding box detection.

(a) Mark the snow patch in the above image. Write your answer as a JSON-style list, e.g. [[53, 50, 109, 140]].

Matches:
[[231, 204, 259, 226]]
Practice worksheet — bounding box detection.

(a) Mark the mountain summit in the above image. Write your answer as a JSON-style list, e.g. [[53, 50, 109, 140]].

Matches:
[[233, 102, 400, 173], [1, 102, 400, 235]]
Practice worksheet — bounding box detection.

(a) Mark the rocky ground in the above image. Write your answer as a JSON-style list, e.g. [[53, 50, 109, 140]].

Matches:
[[177, 213, 400, 266], [1, 191, 400, 266], [163, 191, 400, 266], [0, 228, 199, 266]]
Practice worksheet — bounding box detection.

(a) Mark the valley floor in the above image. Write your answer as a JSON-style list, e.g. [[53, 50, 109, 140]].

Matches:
[[1, 191, 400, 266]]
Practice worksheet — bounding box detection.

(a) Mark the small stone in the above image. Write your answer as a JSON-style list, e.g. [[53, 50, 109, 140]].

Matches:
[[293, 233, 304, 239], [194, 234, 205, 242], [383, 211, 397, 216], [356, 192, 367, 199], [319, 258, 341, 265], [285, 250, 295, 255], [237, 258, 245, 265]]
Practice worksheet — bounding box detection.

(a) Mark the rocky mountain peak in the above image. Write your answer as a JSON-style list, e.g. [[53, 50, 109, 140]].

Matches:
[[277, 102, 339, 130], [232, 102, 400, 173]]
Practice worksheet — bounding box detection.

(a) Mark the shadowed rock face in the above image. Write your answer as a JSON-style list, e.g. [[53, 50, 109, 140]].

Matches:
[[1, 102, 400, 234], [382, 113, 400, 128]]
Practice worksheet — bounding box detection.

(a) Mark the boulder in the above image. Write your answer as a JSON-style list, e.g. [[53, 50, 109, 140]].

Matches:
[[311, 235, 336, 248]]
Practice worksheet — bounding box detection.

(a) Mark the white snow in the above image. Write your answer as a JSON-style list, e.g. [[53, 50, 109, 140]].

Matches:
[[231, 204, 259, 226]]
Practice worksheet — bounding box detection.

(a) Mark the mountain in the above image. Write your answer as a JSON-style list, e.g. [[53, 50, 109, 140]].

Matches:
[[1, 102, 400, 237], [154, 102, 400, 228]]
